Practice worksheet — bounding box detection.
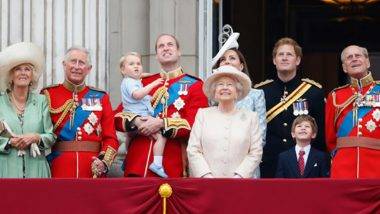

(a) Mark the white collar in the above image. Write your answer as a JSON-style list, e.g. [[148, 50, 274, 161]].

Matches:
[[295, 144, 311, 157]]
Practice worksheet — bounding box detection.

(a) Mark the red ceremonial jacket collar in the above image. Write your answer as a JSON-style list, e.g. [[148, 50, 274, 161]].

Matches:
[[160, 67, 183, 80], [350, 72, 374, 89], [63, 79, 86, 93]]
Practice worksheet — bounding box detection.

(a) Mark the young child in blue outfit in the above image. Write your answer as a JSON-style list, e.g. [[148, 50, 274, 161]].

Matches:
[[120, 52, 168, 178]]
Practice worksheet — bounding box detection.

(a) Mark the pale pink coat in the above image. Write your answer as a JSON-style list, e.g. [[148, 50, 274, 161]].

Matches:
[[187, 107, 263, 178]]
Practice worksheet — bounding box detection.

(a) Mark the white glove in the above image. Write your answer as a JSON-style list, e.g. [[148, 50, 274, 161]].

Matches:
[[17, 150, 26, 156], [30, 143, 41, 158], [0, 121, 4, 133]]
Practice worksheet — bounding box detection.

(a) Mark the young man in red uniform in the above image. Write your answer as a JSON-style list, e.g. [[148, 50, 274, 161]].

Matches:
[[42, 46, 118, 178], [114, 34, 208, 177], [326, 45, 380, 178]]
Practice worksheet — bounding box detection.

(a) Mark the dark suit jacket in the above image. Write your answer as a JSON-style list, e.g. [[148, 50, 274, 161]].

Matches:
[[256, 75, 326, 178], [275, 146, 330, 178]]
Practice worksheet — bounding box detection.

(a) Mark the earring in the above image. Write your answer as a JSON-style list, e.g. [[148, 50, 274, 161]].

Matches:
[[8, 81, 13, 88]]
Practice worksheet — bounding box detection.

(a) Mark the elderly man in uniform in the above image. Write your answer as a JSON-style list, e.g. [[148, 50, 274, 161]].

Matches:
[[42, 46, 118, 178], [255, 37, 326, 178], [114, 34, 208, 177], [326, 45, 380, 178]]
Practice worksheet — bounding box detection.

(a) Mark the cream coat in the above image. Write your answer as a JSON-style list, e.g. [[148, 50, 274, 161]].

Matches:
[[187, 107, 263, 178]]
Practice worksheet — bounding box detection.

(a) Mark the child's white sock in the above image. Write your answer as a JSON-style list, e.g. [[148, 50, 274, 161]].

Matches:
[[153, 156, 163, 167]]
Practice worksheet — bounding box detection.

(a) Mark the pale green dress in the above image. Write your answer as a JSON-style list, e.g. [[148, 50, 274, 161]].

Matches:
[[0, 91, 56, 178]]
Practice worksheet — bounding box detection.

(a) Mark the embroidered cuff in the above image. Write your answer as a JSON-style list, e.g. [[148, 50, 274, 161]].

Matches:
[[100, 146, 117, 170], [162, 118, 191, 138], [115, 112, 139, 132]]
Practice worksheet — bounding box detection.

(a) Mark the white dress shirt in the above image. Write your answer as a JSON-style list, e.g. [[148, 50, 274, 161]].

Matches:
[[295, 144, 311, 165]]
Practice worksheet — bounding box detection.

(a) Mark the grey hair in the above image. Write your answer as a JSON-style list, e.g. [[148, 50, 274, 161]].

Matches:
[[64, 46, 92, 66], [209, 75, 243, 102], [340, 45, 369, 63]]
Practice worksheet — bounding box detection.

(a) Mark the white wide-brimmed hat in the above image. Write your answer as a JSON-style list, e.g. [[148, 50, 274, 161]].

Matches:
[[0, 42, 44, 91], [203, 65, 251, 101]]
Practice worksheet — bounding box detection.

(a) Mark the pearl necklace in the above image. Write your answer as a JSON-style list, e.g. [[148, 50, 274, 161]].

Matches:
[[10, 92, 26, 113]]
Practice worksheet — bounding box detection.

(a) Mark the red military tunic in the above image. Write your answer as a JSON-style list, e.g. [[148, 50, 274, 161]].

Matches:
[[326, 73, 380, 178], [42, 81, 118, 178], [114, 68, 208, 177]]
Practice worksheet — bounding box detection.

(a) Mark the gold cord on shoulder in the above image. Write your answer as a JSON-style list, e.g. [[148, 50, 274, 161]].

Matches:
[[151, 86, 168, 109], [43, 89, 74, 131]]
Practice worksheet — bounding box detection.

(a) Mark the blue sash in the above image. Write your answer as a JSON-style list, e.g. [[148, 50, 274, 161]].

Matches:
[[58, 89, 105, 140], [153, 75, 196, 117], [337, 84, 380, 137], [48, 89, 105, 162]]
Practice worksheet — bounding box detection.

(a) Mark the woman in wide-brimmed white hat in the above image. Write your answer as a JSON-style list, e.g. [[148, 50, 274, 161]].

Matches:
[[0, 42, 56, 178], [212, 32, 267, 179], [187, 65, 263, 178]]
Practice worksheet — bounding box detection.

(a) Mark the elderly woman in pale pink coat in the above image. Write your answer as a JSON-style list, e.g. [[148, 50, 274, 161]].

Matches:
[[187, 65, 262, 178]]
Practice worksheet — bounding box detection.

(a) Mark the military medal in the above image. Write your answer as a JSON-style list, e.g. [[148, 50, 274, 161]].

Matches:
[[92, 98, 102, 111], [281, 88, 288, 102], [173, 97, 185, 111], [374, 93, 380, 107], [84, 122, 94, 135], [82, 97, 102, 111], [372, 109, 380, 122], [178, 84, 189, 96], [178, 80, 191, 96], [301, 99, 309, 115], [88, 112, 98, 126], [293, 99, 309, 116], [365, 119, 376, 132]]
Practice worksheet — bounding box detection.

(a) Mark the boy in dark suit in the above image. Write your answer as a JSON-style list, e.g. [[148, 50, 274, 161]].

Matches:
[[276, 115, 330, 178]]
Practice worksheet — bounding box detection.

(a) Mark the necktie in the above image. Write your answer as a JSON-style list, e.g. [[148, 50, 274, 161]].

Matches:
[[298, 150, 305, 176]]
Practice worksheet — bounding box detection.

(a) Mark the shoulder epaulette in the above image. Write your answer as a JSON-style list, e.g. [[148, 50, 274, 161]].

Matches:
[[301, 78, 322, 89], [41, 83, 60, 91], [332, 84, 350, 92], [254, 79, 273, 88], [89, 86, 106, 93]]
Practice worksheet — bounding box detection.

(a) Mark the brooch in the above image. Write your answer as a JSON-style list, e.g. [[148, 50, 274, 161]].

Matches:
[[173, 97, 185, 111]]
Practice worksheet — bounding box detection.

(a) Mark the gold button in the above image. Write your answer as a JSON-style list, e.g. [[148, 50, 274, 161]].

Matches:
[[283, 123, 288, 127], [358, 132, 362, 136], [283, 139, 287, 143], [358, 125, 362, 129]]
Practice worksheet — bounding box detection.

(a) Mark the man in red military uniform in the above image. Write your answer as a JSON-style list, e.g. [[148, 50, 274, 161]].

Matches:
[[114, 34, 208, 177], [42, 46, 118, 178], [326, 45, 380, 178]]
